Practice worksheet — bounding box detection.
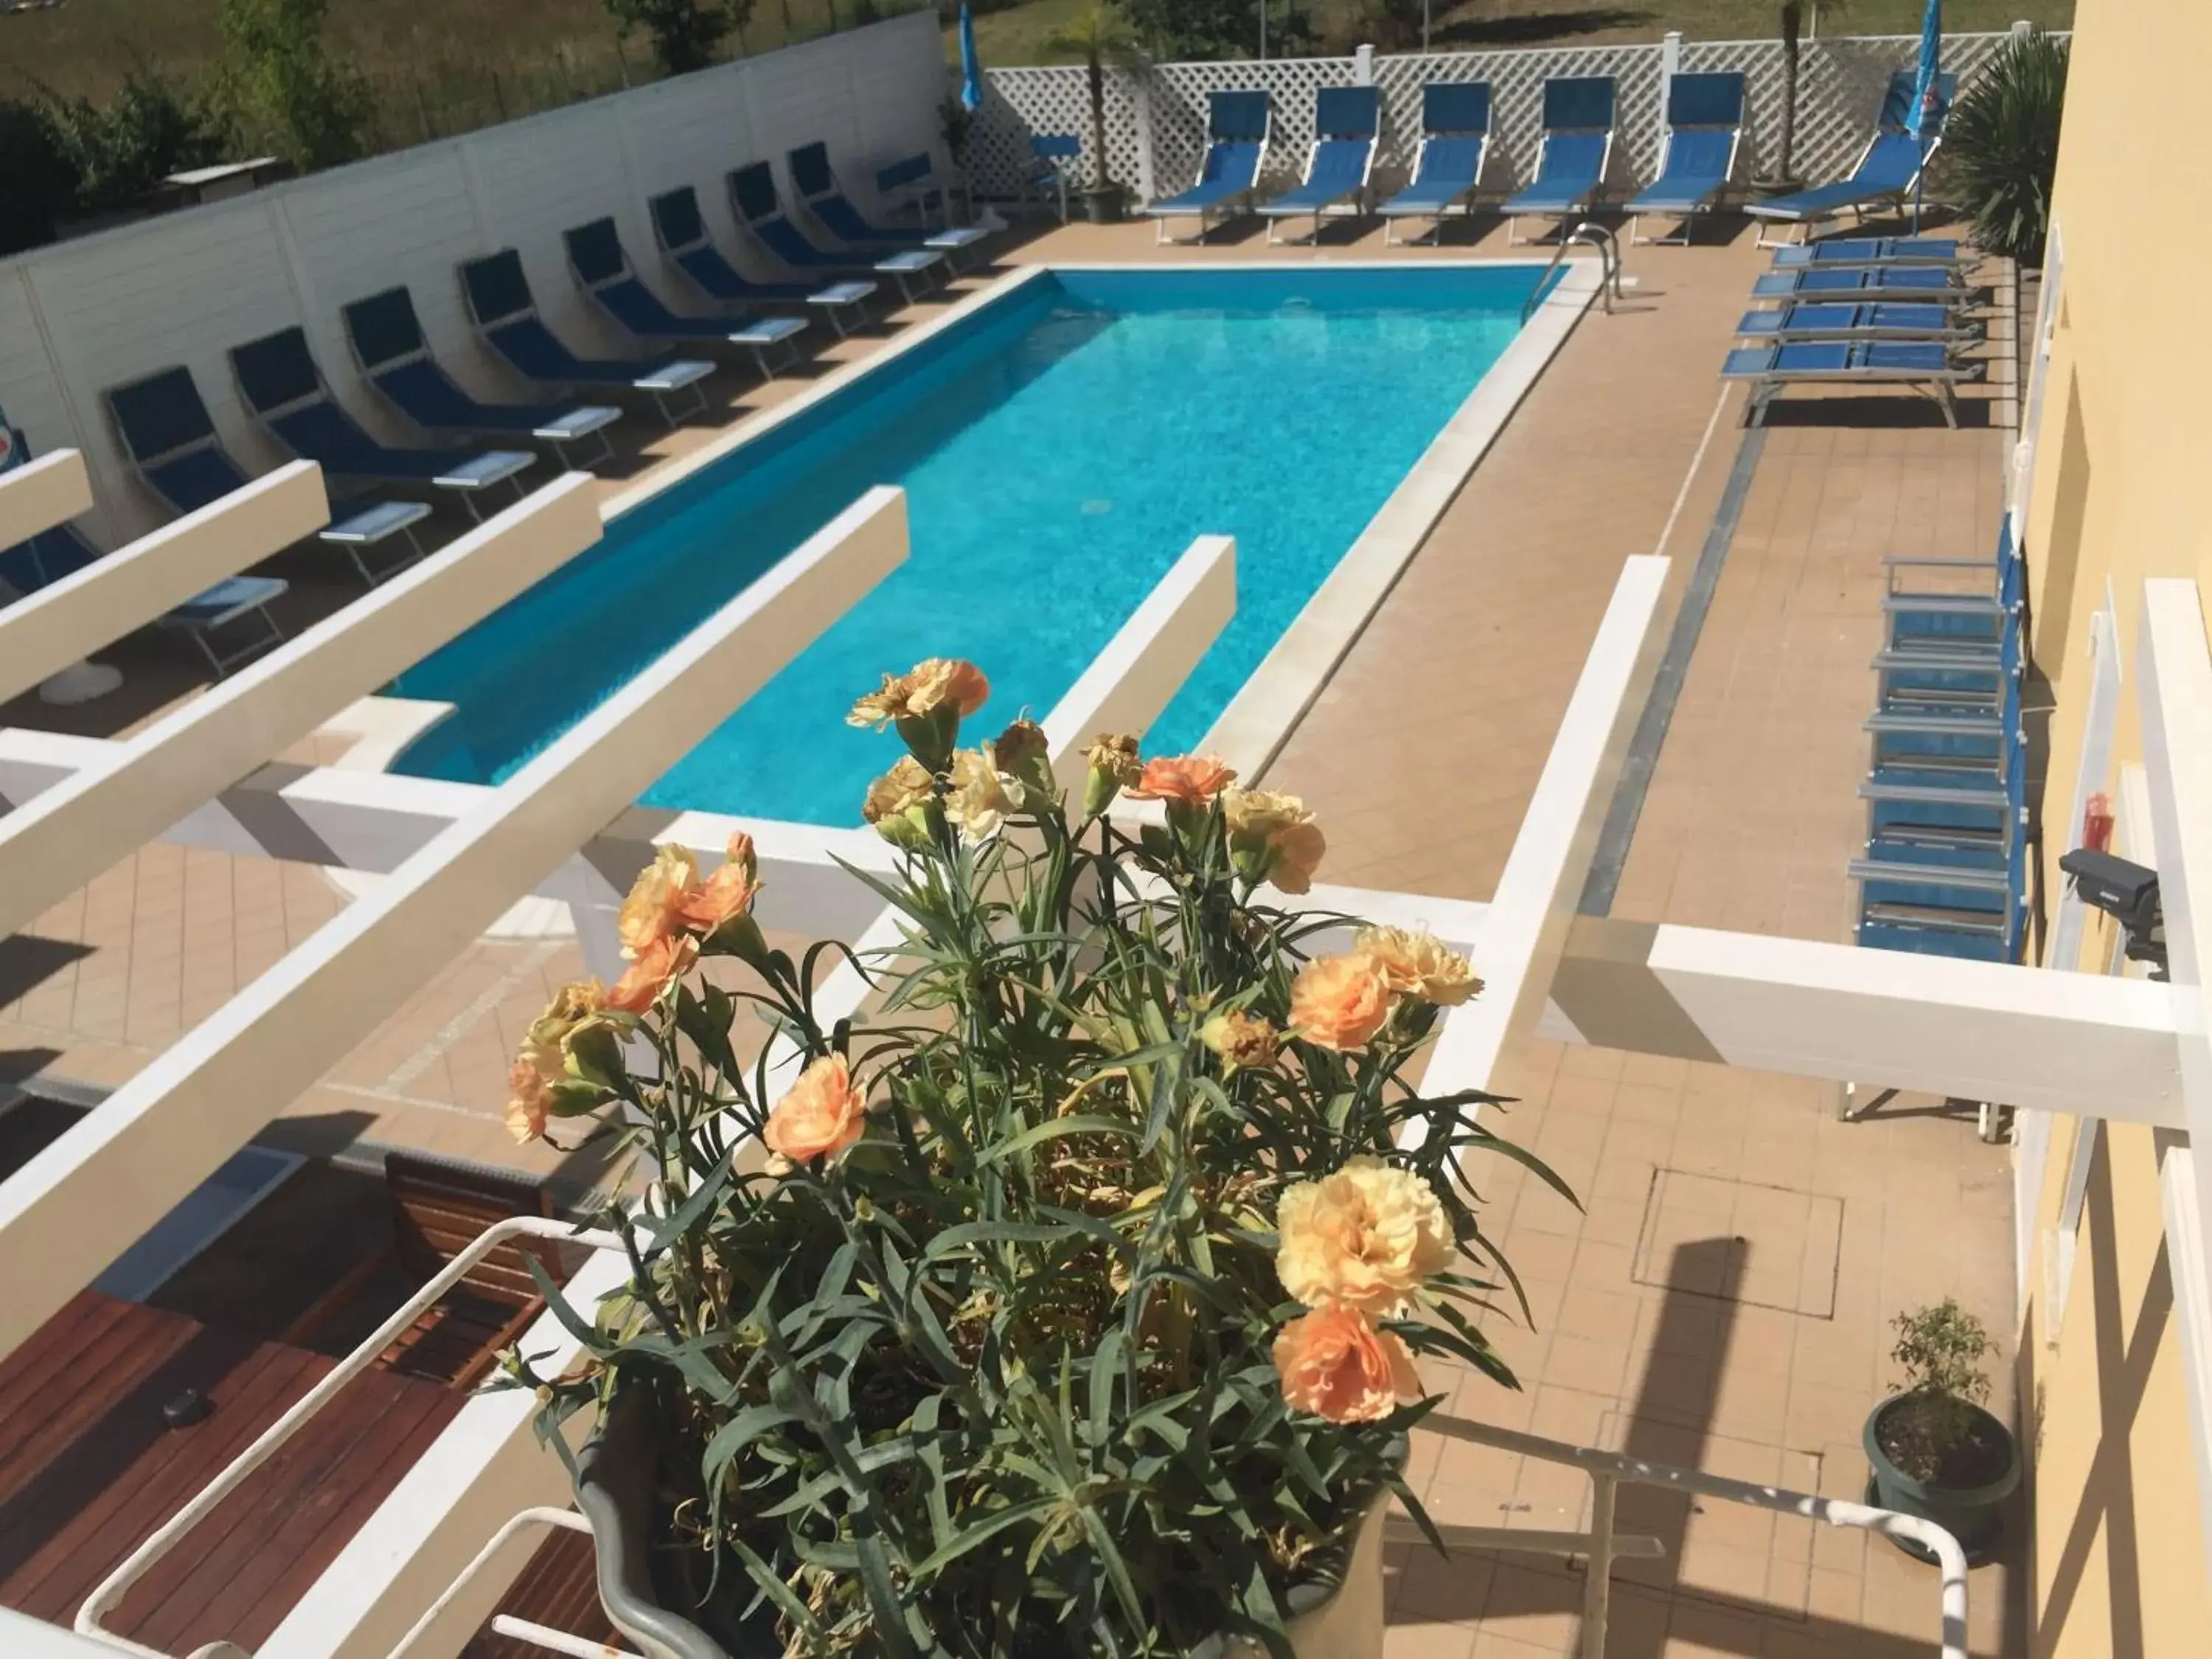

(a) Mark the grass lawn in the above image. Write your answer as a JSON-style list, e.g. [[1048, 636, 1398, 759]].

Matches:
[[959, 0, 2076, 68]]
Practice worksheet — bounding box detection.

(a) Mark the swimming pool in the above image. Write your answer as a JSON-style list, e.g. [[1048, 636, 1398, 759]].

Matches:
[[392, 263, 1557, 824]]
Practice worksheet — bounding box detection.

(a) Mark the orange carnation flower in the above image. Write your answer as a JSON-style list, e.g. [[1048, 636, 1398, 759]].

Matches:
[[1126, 754, 1237, 807], [764, 1054, 869, 1165], [1273, 1305, 1422, 1423], [606, 932, 698, 1014], [1288, 953, 1398, 1052]]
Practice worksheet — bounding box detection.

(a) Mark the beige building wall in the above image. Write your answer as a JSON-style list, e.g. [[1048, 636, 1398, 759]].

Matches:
[[2017, 1, 2212, 1652]]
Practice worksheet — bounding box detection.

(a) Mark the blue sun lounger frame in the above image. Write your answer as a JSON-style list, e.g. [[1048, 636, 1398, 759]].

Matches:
[[229, 327, 535, 524], [342, 286, 620, 471], [1379, 82, 1493, 246], [1147, 90, 1271, 245], [1736, 302, 1980, 347], [1747, 71, 1957, 248], [1259, 86, 1380, 245], [1, 423, 288, 677], [1723, 340, 1982, 428], [1770, 236, 1965, 270], [102, 364, 433, 588], [728, 163, 945, 303], [460, 249, 714, 428], [564, 218, 810, 382], [1627, 72, 1745, 246], [1504, 77, 1615, 243]]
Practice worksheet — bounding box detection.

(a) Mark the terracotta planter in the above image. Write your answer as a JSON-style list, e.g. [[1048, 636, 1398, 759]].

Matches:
[[576, 1388, 1392, 1658], [1863, 1392, 2020, 1562]]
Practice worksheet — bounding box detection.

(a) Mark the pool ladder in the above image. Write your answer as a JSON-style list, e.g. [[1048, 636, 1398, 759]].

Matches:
[[1525, 221, 1623, 321]]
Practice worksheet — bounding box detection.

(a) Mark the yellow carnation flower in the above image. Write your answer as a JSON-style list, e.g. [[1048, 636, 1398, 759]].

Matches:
[[1356, 925, 1482, 1006], [1276, 1157, 1454, 1316]]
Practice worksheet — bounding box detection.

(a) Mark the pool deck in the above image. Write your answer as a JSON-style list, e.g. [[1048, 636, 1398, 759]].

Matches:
[[0, 210, 2024, 1656]]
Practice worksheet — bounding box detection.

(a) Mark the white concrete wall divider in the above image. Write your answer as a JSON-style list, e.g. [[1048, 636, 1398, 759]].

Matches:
[[0, 13, 948, 545], [0, 461, 327, 701], [0, 482, 907, 1363], [0, 448, 92, 548], [1413, 555, 1673, 1133], [1540, 915, 2185, 1126], [0, 473, 604, 941]]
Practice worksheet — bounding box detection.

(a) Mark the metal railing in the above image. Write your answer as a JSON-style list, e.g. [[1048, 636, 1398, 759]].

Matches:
[[74, 1214, 1968, 1659], [1527, 221, 1624, 322]]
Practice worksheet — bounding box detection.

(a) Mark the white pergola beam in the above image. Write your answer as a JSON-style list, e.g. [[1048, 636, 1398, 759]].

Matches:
[[0, 486, 906, 1361], [0, 448, 94, 548], [1540, 917, 2184, 1126], [0, 475, 602, 941], [1416, 555, 1673, 1114], [0, 462, 327, 702]]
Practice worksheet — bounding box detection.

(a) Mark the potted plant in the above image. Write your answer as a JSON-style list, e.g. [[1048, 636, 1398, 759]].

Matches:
[[1865, 1298, 2020, 1559], [501, 656, 1569, 1656], [1937, 25, 2069, 265], [1046, 1, 1140, 223]]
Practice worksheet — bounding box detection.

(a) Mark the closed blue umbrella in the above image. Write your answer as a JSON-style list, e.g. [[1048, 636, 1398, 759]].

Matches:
[[1907, 0, 1942, 229], [959, 1, 984, 113]]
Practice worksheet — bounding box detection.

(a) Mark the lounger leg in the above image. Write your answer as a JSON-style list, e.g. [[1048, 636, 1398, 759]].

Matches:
[[460, 490, 488, 526], [1628, 213, 1643, 246], [1935, 383, 1959, 429]]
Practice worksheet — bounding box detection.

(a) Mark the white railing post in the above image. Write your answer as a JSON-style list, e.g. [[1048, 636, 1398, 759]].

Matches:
[[1354, 44, 1375, 86], [2012, 18, 2033, 39], [1660, 30, 1682, 160], [1580, 1472, 1617, 1659]]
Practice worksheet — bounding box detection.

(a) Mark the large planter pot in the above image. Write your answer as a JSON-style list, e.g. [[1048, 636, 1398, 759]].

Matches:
[[1863, 1392, 2020, 1563], [1082, 184, 1126, 225], [577, 1388, 1391, 1659]]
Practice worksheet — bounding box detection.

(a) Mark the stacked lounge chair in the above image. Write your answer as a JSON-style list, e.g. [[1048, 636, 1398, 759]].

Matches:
[[1022, 133, 1082, 223], [102, 364, 434, 587], [1727, 237, 1985, 425], [1627, 72, 1745, 245], [728, 162, 945, 304], [0, 423, 288, 677], [1503, 77, 1616, 243], [1259, 86, 1381, 246], [341, 286, 620, 470], [458, 249, 715, 426], [1851, 518, 2028, 963], [1145, 90, 1271, 245], [563, 218, 810, 381], [1746, 70, 1957, 248], [647, 186, 878, 339], [1378, 82, 1494, 246], [228, 327, 535, 523]]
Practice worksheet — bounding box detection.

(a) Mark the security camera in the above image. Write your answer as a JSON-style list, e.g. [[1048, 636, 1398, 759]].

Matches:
[[2059, 848, 2166, 973]]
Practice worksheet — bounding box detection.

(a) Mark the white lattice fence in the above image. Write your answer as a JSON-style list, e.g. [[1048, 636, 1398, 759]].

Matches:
[[976, 30, 2053, 206]]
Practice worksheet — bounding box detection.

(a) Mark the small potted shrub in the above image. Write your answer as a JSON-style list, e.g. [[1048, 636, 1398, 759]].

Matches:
[[501, 658, 1570, 1656], [1865, 1298, 2020, 1559]]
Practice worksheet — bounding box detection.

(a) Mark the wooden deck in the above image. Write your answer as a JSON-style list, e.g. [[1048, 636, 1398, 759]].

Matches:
[[0, 1290, 462, 1652], [461, 1527, 623, 1659]]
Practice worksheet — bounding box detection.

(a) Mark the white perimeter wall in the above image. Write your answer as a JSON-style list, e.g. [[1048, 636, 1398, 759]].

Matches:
[[0, 11, 947, 547]]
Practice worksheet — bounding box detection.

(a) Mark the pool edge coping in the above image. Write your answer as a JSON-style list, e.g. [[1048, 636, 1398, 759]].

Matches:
[[1201, 258, 1604, 782]]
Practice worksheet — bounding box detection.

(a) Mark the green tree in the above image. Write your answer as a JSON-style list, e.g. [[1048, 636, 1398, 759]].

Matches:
[[213, 0, 376, 170], [605, 0, 734, 74], [1121, 0, 1255, 60], [0, 100, 80, 254], [37, 72, 230, 215]]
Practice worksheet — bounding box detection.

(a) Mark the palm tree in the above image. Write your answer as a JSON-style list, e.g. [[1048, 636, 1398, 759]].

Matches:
[[1775, 0, 1847, 184], [1045, 1, 1141, 221]]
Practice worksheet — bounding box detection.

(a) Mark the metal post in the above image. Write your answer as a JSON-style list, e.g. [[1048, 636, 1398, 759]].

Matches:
[[1580, 1472, 1618, 1659]]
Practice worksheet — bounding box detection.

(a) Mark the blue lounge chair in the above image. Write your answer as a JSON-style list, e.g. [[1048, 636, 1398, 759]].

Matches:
[[1023, 133, 1082, 222], [342, 287, 619, 470], [1380, 82, 1493, 246], [1627, 72, 1745, 245], [1146, 89, 1271, 245], [1750, 265, 1975, 307], [874, 151, 957, 227], [1771, 236, 1965, 269], [229, 327, 535, 524], [647, 187, 877, 339], [0, 425, 287, 678], [563, 218, 810, 382], [1736, 302, 1980, 346], [1747, 71, 1958, 247], [459, 250, 714, 428], [102, 364, 434, 586], [1504, 77, 1616, 243], [1722, 340, 1982, 428], [728, 163, 945, 305], [790, 141, 990, 268], [1259, 86, 1380, 246]]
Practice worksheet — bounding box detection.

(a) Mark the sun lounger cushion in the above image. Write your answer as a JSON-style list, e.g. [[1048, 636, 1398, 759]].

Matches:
[[1506, 131, 1607, 210]]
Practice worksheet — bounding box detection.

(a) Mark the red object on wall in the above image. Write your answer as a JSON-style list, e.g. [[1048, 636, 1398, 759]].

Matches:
[[2083, 792, 2115, 853]]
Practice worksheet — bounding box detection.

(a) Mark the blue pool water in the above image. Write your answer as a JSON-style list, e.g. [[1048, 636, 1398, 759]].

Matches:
[[392, 265, 1545, 824]]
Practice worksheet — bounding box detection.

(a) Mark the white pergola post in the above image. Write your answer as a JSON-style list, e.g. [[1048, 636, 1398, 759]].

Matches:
[[0, 447, 93, 546], [0, 487, 908, 1360], [0, 476, 602, 941]]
